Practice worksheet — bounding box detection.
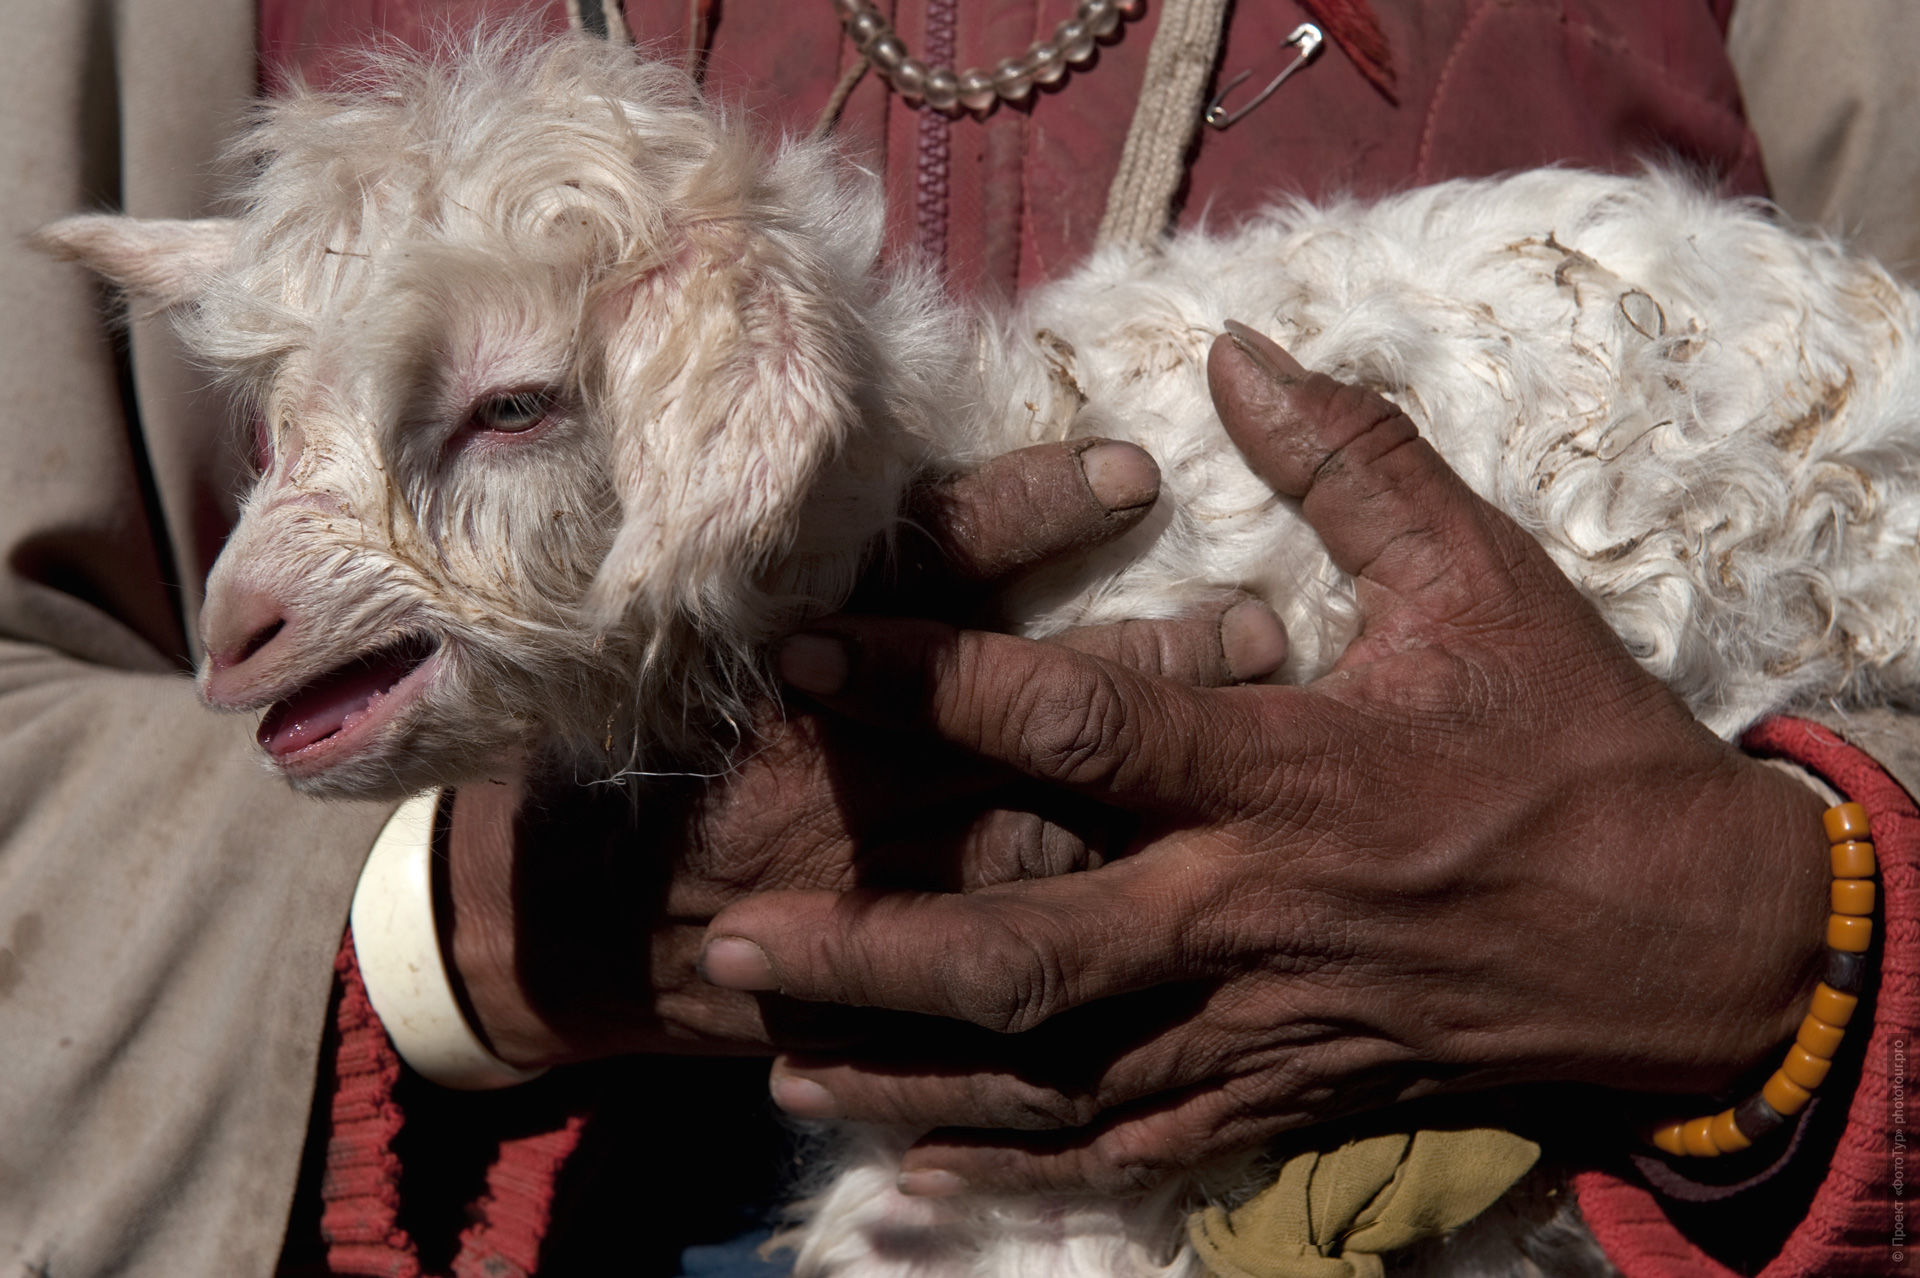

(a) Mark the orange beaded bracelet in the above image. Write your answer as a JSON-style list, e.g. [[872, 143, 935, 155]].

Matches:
[[1649, 801, 1876, 1157]]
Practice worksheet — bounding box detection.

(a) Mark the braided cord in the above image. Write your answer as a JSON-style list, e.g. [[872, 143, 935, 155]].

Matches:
[[1096, 0, 1232, 250]]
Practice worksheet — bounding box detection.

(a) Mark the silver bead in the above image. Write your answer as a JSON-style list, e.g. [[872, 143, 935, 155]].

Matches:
[[992, 54, 1035, 100], [1055, 18, 1095, 63], [923, 67, 960, 111], [1079, 0, 1122, 38], [1027, 42, 1066, 85], [956, 67, 997, 111], [844, 8, 887, 48], [891, 56, 928, 98], [869, 34, 907, 72], [831, 0, 867, 17]]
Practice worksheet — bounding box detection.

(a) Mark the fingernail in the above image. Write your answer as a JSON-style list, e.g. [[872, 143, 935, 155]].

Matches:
[[1077, 441, 1160, 512], [700, 936, 779, 990], [1222, 319, 1306, 382], [1220, 598, 1288, 681], [897, 1168, 968, 1198], [776, 633, 849, 696], [771, 1073, 840, 1119]]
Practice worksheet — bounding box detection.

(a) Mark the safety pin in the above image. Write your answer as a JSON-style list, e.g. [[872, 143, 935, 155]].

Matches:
[[1204, 23, 1324, 130]]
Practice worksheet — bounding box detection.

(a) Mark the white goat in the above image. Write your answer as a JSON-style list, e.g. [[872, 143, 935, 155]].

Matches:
[[38, 30, 1920, 1278]]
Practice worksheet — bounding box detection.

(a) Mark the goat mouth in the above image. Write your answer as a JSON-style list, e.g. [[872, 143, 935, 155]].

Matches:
[[258, 635, 442, 768]]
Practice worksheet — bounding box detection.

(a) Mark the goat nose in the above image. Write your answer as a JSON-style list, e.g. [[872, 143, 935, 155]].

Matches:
[[203, 583, 291, 675]]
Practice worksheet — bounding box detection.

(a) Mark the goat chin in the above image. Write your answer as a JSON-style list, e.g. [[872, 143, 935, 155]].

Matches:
[[38, 29, 1920, 1276]]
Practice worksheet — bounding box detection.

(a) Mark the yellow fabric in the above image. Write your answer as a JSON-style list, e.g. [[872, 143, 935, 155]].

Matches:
[[1187, 1128, 1541, 1278]]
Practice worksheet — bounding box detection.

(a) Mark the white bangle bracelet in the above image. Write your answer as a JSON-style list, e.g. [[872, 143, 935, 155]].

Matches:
[[350, 789, 550, 1090]]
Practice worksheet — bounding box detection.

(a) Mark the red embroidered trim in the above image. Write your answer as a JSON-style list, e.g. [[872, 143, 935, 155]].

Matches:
[[452, 1118, 588, 1278], [321, 936, 588, 1278], [322, 937, 420, 1278]]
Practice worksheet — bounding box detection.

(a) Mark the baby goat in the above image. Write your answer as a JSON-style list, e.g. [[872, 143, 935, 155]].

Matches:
[[39, 30, 1920, 1278]]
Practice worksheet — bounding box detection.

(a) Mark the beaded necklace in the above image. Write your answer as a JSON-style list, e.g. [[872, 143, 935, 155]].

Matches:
[[830, 0, 1147, 112]]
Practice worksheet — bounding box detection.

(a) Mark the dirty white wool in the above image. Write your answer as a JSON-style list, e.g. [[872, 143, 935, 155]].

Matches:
[[39, 29, 1920, 1278]]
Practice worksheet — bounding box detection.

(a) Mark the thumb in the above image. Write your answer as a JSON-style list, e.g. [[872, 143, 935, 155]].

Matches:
[[1208, 323, 1536, 627]]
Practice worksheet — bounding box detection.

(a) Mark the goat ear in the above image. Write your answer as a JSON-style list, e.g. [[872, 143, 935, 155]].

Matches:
[[33, 214, 239, 308], [585, 229, 865, 631]]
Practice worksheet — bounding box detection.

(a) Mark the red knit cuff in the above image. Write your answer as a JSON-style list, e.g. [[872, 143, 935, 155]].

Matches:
[[323, 933, 590, 1277], [1573, 716, 1917, 1277]]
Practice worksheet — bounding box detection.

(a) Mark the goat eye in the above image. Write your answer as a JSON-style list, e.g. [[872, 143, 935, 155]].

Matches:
[[468, 390, 557, 435]]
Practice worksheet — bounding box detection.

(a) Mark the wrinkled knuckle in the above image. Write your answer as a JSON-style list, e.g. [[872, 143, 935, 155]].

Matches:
[[954, 917, 1073, 1034], [1018, 662, 1130, 788], [1112, 622, 1170, 677], [1086, 1126, 1176, 1193], [1008, 1085, 1102, 1131], [919, 469, 1037, 578], [1322, 375, 1402, 429], [1312, 389, 1417, 480], [1064, 1091, 1107, 1129]]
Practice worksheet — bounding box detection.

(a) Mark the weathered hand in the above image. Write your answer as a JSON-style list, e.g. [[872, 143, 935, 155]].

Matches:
[[699, 325, 1834, 1195], [441, 439, 1288, 1066]]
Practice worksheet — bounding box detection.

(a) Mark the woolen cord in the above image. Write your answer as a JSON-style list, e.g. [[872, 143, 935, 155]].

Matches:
[[1096, 0, 1233, 249]]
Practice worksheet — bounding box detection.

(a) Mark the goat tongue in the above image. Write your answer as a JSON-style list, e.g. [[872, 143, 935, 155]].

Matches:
[[258, 638, 434, 758]]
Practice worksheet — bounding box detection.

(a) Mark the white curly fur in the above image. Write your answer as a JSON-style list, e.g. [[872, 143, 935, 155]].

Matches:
[[39, 29, 1920, 1277]]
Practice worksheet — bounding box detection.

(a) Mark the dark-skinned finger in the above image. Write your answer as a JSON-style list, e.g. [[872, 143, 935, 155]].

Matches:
[[1209, 324, 1531, 621], [647, 924, 994, 1056], [774, 616, 1265, 812], [891, 1060, 1463, 1196], [769, 1054, 1107, 1130], [702, 855, 1207, 1034], [1051, 595, 1287, 686], [764, 982, 1227, 1127], [909, 439, 1160, 585], [949, 802, 1113, 884], [852, 440, 1162, 613], [641, 924, 838, 1052], [893, 1051, 1453, 1196], [893, 1086, 1299, 1197]]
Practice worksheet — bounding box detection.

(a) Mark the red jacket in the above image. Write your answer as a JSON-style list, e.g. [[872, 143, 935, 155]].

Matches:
[[261, 3, 1909, 1274]]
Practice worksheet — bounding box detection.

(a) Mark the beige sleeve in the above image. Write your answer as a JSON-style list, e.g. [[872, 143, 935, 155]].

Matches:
[[0, 2, 394, 1274], [1730, 2, 1920, 794], [1730, 0, 1920, 280]]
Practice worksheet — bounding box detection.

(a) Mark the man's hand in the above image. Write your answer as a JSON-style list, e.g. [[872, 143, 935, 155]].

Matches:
[[439, 439, 1288, 1067], [699, 324, 1833, 1195]]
